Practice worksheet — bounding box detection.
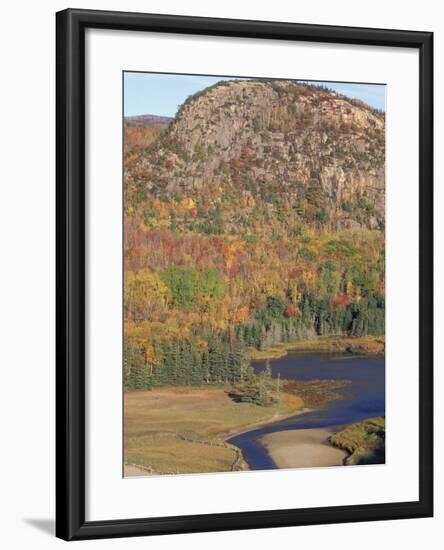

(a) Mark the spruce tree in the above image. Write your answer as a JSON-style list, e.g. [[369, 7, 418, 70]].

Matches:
[[240, 367, 262, 405], [189, 342, 204, 385], [201, 351, 210, 384]]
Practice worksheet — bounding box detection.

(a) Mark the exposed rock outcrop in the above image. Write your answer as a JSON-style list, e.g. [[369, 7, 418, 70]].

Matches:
[[125, 80, 385, 231]]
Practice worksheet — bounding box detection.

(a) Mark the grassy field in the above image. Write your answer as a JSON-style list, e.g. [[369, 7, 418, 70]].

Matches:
[[124, 387, 303, 475], [246, 336, 385, 361]]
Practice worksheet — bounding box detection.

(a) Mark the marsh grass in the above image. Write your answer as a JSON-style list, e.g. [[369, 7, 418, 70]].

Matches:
[[246, 336, 385, 361], [329, 417, 385, 465], [124, 386, 303, 475]]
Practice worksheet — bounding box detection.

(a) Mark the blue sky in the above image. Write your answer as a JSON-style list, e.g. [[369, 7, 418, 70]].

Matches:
[[124, 72, 385, 117]]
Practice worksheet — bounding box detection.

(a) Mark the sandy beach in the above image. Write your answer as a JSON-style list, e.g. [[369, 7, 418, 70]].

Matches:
[[259, 428, 347, 469]]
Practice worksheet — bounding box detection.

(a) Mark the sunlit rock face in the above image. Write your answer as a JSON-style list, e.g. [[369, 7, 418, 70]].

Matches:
[[125, 79, 385, 232]]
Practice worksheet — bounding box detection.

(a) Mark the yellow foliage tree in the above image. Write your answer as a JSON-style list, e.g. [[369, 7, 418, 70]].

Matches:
[[124, 271, 171, 322]]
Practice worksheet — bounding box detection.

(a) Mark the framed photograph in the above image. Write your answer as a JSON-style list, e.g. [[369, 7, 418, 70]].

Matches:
[[56, 8, 433, 540]]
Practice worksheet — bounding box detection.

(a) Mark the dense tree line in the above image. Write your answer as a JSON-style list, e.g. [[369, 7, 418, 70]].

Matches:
[[237, 291, 384, 348], [124, 337, 247, 390], [124, 289, 384, 390]]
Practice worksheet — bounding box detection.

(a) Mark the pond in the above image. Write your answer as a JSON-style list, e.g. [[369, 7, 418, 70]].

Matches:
[[227, 351, 385, 470]]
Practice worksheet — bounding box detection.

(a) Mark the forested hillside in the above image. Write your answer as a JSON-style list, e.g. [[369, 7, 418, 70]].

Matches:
[[123, 80, 385, 390]]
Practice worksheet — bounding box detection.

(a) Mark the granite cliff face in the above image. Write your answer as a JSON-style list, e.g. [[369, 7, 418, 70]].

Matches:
[[125, 80, 385, 232]]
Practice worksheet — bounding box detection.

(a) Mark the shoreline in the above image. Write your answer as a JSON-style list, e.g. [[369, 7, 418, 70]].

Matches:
[[124, 406, 310, 477], [246, 335, 385, 362], [224, 408, 313, 472], [259, 428, 348, 469], [124, 386, 305, 476], [224, 407, 311, 441], [125, 343, 383, 474], [223, 407, 311, 471]]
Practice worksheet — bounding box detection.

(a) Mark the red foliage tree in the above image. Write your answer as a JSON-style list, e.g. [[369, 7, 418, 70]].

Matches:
[[284, 304, 297, 318], [333, 293, 350, 309]]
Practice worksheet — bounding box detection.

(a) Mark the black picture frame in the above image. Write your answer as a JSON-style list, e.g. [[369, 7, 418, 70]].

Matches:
[[56, 8, 433, 541]]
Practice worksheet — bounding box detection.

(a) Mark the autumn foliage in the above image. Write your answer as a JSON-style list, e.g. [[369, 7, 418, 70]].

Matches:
[[123, 81, 385, 390]]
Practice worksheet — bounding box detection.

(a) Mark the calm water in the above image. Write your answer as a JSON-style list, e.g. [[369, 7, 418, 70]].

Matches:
[[228, 351, 385, 470]]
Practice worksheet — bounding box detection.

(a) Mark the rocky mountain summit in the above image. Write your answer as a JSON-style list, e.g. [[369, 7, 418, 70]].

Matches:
[[125, 80, 385, 232]]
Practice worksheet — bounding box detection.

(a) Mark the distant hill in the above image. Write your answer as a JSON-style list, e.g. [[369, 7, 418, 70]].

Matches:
[[124, 114, 173, 127], [125, 80, 385, 232]]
